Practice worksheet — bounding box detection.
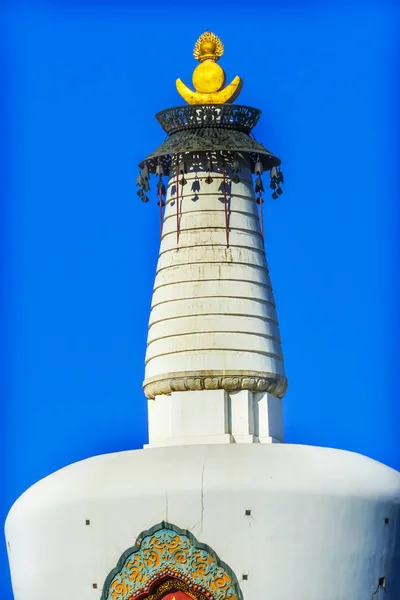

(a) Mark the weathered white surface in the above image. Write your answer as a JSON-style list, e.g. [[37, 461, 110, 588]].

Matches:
[[143, 159, 286, 400], [146, 390, 283, 447], [5, 444, 400, 600]]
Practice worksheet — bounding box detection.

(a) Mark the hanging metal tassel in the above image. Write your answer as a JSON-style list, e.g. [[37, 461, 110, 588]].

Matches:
[[222, 166, 230, 248], [254, 157, 264, 195], [270, 166, 278, 187], [137, 190, 149, 203], [257, 193, 264, 239], [255, 175, 264, 194], [141, 161, 150, 191], [254, 156, 263, 176], [141, 162, 149, 180], [175, 162, 180, 245], [157, 178, 166, 195], [205, 158, 213, 184], [254, 157, 265, 238], [155, 162, 164, 178], [156, 162, 166, 239], [270, 166, 284, 200], [136, 170, 149, 203]]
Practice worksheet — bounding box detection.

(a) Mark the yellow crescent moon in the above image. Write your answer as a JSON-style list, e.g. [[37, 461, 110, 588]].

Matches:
[[176, 76, 243, 105]]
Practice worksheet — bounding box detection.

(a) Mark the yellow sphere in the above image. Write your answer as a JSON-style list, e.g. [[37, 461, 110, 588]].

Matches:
[[192, 60, 225, 94], [200, 40, 217, 57]]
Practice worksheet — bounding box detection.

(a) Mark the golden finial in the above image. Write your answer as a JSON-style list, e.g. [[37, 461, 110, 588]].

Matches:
[[176, 31, 243, 105], [193, 31, 224, 62]]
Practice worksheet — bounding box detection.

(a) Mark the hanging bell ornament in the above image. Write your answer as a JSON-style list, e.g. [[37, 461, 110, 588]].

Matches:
[[255, 175, 264, 194], [145, 178, 151, 192], [155, 162, 164, 178], [270, 165, 284, 198], [157, 179, 166, 197], [141, 162, 149, 180], [137, 171, 150, 202], [137, 188, 149, 203], [254, 156, 263, 176]]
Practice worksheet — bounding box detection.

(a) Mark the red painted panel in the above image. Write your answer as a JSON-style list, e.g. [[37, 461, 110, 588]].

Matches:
[[162, 592, 193, 600]]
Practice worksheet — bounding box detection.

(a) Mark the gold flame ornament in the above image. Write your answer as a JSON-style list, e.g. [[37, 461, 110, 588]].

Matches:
[[176, 31, 243, 105]]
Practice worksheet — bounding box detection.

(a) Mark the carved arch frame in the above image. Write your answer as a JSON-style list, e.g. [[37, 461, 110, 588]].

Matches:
[[100, 521, 243, 600]]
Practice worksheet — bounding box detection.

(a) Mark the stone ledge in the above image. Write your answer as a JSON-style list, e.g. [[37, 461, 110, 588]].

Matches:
[[143, 370, 288, 399]]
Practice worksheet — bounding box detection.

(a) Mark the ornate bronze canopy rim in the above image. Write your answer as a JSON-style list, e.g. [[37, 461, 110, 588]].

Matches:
[[137, 104, 283, 190], [138, 126, 281, 176], [156, 104, 262, 135], [139, 150, 281, 176]]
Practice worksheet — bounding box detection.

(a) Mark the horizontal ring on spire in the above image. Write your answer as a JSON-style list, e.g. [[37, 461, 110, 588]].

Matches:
[[156, 105, 261, 134]]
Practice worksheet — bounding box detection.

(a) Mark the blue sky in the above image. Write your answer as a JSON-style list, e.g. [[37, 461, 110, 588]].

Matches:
[[1, 0, 399, 596]]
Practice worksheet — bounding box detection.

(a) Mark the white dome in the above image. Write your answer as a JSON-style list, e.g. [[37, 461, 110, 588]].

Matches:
[[5, 444, 400, 600]]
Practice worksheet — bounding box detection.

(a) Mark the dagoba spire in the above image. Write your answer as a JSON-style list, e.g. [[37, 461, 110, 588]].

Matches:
[[138, 33, 286, 446]]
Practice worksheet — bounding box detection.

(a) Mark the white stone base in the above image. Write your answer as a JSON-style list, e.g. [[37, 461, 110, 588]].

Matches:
[[146, 389, 283, 447], [144, 433, 233, 448]]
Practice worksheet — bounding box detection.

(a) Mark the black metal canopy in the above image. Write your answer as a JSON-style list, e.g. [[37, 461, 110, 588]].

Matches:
[[138, 104, 281, 175]]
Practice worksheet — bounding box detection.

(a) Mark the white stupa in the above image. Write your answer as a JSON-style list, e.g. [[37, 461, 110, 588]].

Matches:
[[5, 31, 400, 600]]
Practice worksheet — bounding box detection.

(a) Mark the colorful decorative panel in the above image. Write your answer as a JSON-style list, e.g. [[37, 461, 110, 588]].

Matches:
[[101, 522, 242, 600]]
